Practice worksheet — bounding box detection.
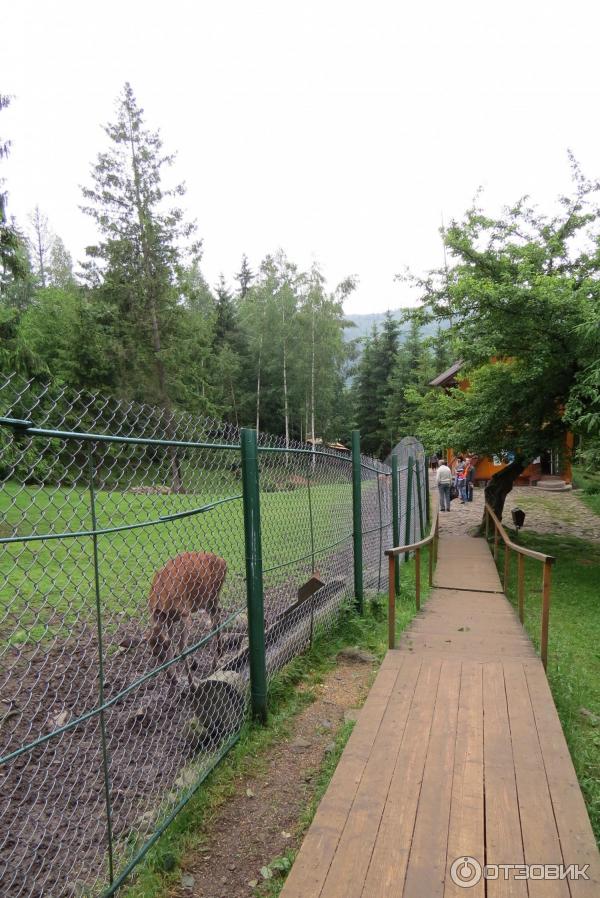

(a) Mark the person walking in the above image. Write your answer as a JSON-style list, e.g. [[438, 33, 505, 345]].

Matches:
[[465, 454, 477, 501], [454, 454, 467, 504], [430, 452, 439, 471], [436, 458, 452, 511]]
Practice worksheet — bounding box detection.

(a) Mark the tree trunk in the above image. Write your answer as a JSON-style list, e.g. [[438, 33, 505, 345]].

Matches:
[[282, 307, 289, 451], [310, 305, 316, 471], [483, 458, 527, 525], [256, 335, 262, 433], [230, 380, 239, 427]]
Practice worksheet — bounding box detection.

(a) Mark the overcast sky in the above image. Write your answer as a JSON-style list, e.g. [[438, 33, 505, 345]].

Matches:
[[2, 0, 599, 314]]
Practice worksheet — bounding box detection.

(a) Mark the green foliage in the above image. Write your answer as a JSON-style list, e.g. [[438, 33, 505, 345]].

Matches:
[[0, 85, 357, 444], [0, 94, 28, 287], [403, 165, 600, 461], [497, 530, 600, 839], [80, 82, 201, 407], [352, 314, 439, 457]]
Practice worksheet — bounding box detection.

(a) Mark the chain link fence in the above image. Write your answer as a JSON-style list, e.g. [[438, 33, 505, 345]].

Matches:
[[0, 374, 428, 898]]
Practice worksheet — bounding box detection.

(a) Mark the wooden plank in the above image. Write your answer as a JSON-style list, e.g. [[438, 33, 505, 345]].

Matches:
[[445, 662, 485, 898], [434, 536, 503, 592], [504, 661, 569, 898], [280, 662, 403, 898], [318, 656, 424, 898], [524, 662, 600, 895], [483, 662, 528, 898], [397, 583, 536, 664], [359, 659, 443, 898], [283, 526, 598, 898], [402, 660, 462, 898]]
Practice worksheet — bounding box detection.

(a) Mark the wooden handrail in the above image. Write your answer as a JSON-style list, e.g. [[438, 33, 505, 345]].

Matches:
[[484, 502, 555, 669], [385, 501, 439, 649], [484, 503, 556, 565], [385, 532, 436, 557]]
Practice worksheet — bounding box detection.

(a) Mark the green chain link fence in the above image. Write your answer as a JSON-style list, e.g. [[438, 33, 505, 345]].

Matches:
[[0, 373, 428, 898]]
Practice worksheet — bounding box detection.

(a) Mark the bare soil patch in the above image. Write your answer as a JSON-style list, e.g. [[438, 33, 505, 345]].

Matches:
[[167, 657, 375, 898]]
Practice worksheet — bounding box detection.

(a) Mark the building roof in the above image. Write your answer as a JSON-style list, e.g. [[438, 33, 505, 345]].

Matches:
[[429, 359, 464, 388]]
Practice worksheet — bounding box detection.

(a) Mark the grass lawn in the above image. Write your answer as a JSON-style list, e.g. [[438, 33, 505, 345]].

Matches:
[[497, 530, 600, 841], [572, 463, 600, 516], [0, 479, 363, 646]]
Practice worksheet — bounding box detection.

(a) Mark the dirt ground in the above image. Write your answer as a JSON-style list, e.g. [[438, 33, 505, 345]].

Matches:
[[167, 655, 375, 898]]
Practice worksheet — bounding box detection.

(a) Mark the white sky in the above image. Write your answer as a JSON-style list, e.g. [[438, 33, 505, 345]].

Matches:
[[1, 0, 599, 315]]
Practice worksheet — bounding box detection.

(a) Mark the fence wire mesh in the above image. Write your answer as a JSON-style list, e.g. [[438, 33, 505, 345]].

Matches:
[[0, 374, 427, 898]]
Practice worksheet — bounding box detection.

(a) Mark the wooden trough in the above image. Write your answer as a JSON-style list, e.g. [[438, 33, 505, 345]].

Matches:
[[184, 576, 348, 744]]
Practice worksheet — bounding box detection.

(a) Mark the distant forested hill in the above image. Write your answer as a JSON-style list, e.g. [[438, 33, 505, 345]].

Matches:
[[343, 309, 442, 343]]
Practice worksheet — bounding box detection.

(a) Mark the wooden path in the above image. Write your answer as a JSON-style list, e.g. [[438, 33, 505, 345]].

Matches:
[[281, 532, 599, 897]]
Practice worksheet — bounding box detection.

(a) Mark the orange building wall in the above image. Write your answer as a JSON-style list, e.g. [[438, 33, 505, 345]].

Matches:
[[447, 435, 573, 485]]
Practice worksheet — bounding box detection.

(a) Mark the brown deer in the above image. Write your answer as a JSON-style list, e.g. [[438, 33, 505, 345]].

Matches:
[[148, 552, 227, 686]]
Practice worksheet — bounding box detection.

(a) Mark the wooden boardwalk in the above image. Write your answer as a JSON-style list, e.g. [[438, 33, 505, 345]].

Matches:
[[281, 532, 599, 897]]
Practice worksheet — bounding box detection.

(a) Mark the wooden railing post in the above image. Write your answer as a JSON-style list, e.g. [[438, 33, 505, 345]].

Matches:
[[388, 554, 396, 649], [541, 559, 552, 669], [484, 501, 554, 669], [392, 455, 400, 597], [428, 539, 434, 587], [503, 545, 511, 592], [386, 506, 438, 628], [517, 553, 525, 623], [485, 506, 490, 541]]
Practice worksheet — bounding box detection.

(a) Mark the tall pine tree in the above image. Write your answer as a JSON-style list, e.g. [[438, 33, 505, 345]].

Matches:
[[81, 82, 201, 406]]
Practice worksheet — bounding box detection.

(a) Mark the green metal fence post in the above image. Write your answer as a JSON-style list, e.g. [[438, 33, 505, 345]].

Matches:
[[307, 468, 315, 574], [404, 455, 414, 563], [87, 444, 115, 886], [392, 455, 400, 596], [424, 455, 431, 526], [351, 430, 364, 613], [306, 466, 316, 647], [415, 459, 425, 539], [377, 469, 383, 592], [240, 428, 268, 724]]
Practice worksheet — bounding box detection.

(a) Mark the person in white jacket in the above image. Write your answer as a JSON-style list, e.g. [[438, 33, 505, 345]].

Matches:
[[436, 459, 452, 511]]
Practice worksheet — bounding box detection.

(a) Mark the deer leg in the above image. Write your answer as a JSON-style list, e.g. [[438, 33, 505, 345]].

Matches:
[[211, 607, 223, 670], [179, 611, 194, 688], [164, 617, 179, 686]]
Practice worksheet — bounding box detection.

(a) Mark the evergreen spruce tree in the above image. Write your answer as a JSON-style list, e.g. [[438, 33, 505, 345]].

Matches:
[[81, 82, 201, 488], [81, 82, 201, 406], [214, 274, 237, 346], [235, 253, 254, 297], [374, 312, 402, 455], [0, 95, 27, 289], [354, 327, 383, 455]]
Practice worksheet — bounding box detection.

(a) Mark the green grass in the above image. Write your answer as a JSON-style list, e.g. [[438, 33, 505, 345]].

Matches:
[[572, 463, 600, 491], [255, 718, 355, 897], [118, 580, 422, 898], [0, 479, 358, 645], [496, 530, 600, 841], [572, 463, 600, 516]]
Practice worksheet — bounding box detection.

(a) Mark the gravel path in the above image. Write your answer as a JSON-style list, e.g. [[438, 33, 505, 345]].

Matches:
[[433, 475, 600, 543]]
